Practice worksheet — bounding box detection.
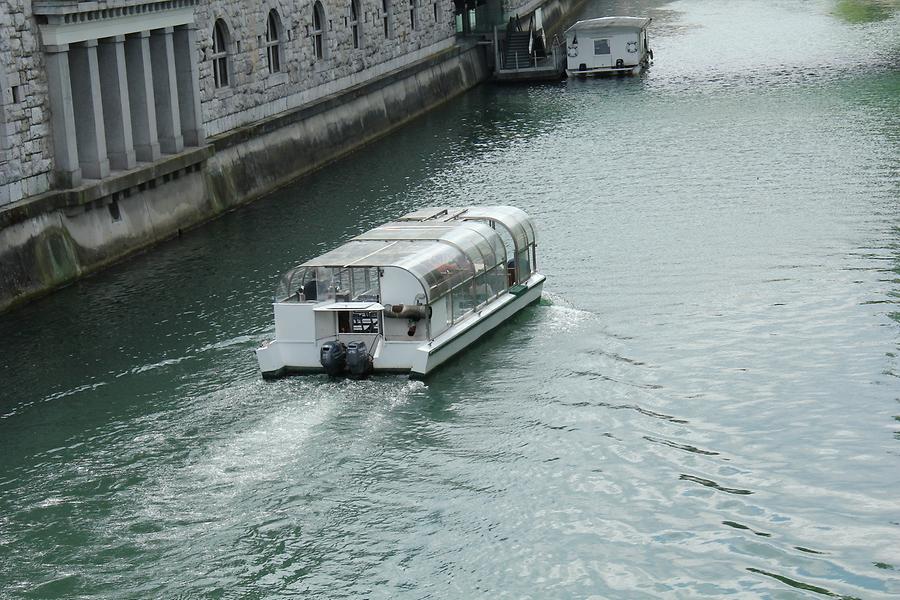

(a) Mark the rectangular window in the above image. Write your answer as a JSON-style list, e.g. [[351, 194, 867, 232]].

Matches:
[[213, 56, 228, 87], [108, 198, 121, 222], [314, 33, 323, 58], [383, 0, 391, 38], [350, 311, 380, 333], [593, 39, 610, 55]]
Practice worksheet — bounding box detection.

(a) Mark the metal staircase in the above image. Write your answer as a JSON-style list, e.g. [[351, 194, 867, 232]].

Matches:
[[503, 30, 533, 69], [493, 11, 563, 81]]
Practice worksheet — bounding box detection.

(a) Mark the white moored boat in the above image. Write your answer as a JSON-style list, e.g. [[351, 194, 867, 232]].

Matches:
[[565, 17, 653, 77], [256, 206, 545, 379]]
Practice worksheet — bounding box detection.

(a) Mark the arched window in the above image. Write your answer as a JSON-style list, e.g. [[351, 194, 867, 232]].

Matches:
[[264, 10, 283, 73], [350, 0, 361, 49], [211, 19, 230, 88], [409, 0, 417, 30], [382, 0, 392, 38], [312, 1, 326, 60]]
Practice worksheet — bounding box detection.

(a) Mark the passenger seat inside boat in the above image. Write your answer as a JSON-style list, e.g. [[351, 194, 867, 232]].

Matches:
[[303, 279, 317, 301]]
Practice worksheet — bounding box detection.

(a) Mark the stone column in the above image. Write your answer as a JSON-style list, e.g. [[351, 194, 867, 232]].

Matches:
[[149, 27, 184, 154], [69, 40, 110, 180], [173, 25, 205, 147], [125, 31, 161, 162], [98, 36, 137, 170], [44, 44, 82, 188]]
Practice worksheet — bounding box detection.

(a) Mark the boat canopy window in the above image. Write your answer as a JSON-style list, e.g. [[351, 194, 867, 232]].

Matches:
[[397, 241, 475, 299], [274, 206, 535, 303], [459, 206, 536, 255], [275, 265, 382, 302], [395, 205, 536, 253]]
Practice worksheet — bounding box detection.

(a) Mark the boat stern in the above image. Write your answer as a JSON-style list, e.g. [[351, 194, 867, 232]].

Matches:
[[256, 340, 286, 379]]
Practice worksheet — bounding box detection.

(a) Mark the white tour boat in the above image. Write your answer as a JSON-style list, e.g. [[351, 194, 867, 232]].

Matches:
[[256, 206, 545, 379], [565, 17, 653, 77]]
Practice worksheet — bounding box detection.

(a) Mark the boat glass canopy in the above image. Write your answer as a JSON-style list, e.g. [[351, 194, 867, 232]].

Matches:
[[565, 17, 652, 34], [458, 205, 536, 254], [275, 206, 537, 302]]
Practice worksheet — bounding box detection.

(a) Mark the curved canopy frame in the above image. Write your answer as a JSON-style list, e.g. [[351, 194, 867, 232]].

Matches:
[[457, 205, 536, 257], [275, 206, 536, 302]]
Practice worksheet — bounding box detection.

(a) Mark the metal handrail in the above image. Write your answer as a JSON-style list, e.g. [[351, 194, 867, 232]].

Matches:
[[496, 15, 568, 72], [526, 13, 535, 56]]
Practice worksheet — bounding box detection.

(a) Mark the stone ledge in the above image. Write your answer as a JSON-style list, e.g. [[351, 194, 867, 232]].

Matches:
[[0, 144, 212, 228], [33, 0, 199, 19]]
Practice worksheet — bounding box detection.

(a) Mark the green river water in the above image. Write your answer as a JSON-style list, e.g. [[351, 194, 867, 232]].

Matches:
[[1, 0, 899, 597]]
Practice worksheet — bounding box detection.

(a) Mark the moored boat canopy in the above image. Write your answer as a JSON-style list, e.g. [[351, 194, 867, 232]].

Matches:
[[565, 16, 651, 33]]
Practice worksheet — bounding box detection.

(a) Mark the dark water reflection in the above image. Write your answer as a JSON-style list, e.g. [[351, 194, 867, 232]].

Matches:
[[835, 0, 899, 23], [2, 0, 900, 597]]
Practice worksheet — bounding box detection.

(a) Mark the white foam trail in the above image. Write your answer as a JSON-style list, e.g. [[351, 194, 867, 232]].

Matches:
[[540, 291, 599, 334]]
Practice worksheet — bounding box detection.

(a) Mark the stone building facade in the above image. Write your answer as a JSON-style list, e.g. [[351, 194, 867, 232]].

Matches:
[[0, 0, 54, 204], [0, 0, 459, 207], [194, 0, 457, 137]]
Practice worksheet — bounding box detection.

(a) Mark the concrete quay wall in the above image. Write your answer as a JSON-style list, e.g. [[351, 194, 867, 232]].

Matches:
[[0, 43, 488, 313]]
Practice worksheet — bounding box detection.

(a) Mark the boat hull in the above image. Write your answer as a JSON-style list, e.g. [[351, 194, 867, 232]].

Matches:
[[257, 273, 545, 379], [566, 63, 645, 77], [410, 274, 544, 377]]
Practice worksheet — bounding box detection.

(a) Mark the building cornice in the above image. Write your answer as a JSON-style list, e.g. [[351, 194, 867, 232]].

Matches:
[[33, 0, 199, 46]]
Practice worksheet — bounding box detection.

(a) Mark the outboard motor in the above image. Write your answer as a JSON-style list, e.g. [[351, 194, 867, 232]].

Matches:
[[616, 59, 624, 68], [346, 341, 373, 380], [319, 341, 346, 376]]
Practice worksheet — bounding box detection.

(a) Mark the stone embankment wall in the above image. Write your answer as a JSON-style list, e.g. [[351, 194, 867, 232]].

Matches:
[[206, 44, 486, 212]]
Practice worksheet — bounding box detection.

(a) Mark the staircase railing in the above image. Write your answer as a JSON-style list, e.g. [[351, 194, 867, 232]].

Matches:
[[503, 15, 515, 66], [550, 34, 562, 71], [527, 14, 535, 58], [496, 13, 565, 72]]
